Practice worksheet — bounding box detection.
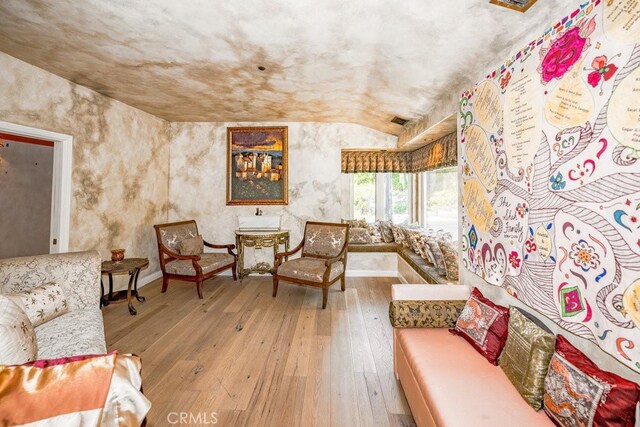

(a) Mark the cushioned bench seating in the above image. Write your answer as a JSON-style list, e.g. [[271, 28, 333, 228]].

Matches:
[[392, 285, 553, 427], [348, 243, 449, 284]]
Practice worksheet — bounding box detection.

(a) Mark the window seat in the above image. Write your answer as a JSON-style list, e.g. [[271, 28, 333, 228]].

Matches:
[[347, 243, 451, 284]]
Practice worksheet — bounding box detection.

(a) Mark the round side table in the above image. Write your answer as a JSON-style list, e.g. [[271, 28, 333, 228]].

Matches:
[[101, 257, 149, 315]]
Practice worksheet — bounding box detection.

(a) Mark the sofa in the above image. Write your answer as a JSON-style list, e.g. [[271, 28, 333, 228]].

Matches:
[[392, 284, 552, 427], [0, 251, 107, 359]]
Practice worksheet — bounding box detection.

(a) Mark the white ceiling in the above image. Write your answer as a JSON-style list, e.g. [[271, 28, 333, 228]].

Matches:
[[0, 0, 570, 134]]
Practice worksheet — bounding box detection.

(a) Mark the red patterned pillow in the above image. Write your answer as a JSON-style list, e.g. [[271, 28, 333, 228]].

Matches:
[[544, 335, 640, 427], [450, 287, 510, 364]]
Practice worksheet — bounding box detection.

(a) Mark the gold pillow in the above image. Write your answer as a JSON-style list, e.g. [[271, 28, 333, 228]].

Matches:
[[389, 300, 466, 328], [179, 235, 204, 255], [6, 282, 69, 327], [499, 307, 556, 410]]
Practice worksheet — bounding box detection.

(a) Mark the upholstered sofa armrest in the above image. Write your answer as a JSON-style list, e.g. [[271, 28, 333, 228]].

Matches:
[[389, 284, 471, 329], [0, 251, 102, 311], [391, 284, 471, 301]]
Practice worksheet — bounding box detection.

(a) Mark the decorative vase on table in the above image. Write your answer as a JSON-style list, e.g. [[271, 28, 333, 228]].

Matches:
[[111, 249, 125, 262]]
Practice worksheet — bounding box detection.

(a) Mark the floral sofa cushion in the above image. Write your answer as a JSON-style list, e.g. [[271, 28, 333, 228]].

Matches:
[[165, 253, 235, 276], [0, 251, 101, 311], [7, 282, 69, 327], [35, 309, 107, 360], [277, 258, 344, 283]]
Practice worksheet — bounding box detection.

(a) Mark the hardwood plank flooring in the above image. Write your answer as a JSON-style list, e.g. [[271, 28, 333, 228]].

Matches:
[[103, 275, 415, 427]]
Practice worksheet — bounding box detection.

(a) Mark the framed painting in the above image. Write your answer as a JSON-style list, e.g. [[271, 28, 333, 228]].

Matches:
[[489, 0, 538, 13], [226, 126, 288, 205]]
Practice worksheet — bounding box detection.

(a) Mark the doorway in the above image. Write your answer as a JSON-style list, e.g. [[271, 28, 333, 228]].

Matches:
[[0, 121, 73, 256]]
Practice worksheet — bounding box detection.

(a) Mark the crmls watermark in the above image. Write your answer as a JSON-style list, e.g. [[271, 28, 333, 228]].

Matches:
[[167, 412, 219, 425]]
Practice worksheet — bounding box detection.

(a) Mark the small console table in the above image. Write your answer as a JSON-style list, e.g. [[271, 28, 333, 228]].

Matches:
[[235, 230, 290, 279]]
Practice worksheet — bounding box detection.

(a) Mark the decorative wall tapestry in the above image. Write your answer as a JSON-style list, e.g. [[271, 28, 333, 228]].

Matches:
[[227, 127, 288, 205], [459, 0, 640, 371]]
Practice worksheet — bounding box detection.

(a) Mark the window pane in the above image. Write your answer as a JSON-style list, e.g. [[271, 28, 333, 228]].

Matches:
[[385, 173, 411, 223], [352, 173, 376, 223], [423, 167, 458, 236]]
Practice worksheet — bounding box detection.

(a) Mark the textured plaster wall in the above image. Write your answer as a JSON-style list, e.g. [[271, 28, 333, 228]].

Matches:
[[0, 52, 170, 282], [0, 141, 53, 258], [168, 122, 396, 258]]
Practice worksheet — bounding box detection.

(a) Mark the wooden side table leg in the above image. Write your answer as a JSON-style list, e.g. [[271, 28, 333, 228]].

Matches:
[[108, 273, 114, 301], [126, 271, 137, 315], [133, 267, 146, 303], [100, 278, 110, 307]]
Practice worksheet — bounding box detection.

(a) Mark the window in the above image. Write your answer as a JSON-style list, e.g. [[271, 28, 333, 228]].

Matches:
[[351, 173, 412, 223], [352, 173, 376, 223], [422, 167, 458, 236]]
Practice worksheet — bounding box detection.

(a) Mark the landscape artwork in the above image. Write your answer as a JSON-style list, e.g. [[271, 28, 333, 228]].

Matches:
[[227, 126, 288, 205], [459, 0, 640, 371]]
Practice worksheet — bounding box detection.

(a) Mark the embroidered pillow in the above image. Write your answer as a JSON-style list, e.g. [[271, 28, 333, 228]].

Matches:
[[179, 235, 204, 255], [544, 335, 640, 427], [389, 300, 466, 328], [499, 307, 555, 410], [379, 220, 395, 243], [391, 224, 405, 244], [348, 227, 371, 244], [0, 295, 37, 365], [6, 282, 69, 327], [450, 287, 510, 364], [423, 233, 447, 276], [437, 237, 459, 281], [341, 218, 368, 229], [368, 222, 383, 243]]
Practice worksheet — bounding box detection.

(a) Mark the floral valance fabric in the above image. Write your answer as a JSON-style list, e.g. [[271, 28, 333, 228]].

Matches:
[[341, 132, 457, 173]]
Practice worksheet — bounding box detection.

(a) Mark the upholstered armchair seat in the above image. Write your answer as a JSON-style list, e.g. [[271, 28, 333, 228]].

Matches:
[[154, 220, 237, 299], [277, 258, 344, 283], [165, 253, 236, 276], [272, 221, 349, 309]]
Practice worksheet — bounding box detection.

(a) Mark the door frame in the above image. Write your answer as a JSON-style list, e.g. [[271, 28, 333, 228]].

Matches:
[[0, 121, 73, 253]]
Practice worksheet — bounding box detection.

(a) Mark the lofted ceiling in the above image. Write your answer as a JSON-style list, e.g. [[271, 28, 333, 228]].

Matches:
[[0, 0, 570, 135]]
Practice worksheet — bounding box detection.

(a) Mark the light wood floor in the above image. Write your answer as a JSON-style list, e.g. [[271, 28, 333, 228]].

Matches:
[[103, 275, 416, 427]]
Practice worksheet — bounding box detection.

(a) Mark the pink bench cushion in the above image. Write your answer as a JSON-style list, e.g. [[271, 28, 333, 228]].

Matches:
[[396, 328, 553, 427]]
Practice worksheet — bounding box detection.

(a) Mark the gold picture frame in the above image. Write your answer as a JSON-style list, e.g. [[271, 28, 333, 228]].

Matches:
[[489, 0, 538, 13], [226, 126, 288, 205]]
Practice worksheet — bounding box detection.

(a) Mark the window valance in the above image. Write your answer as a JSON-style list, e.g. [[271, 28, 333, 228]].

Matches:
[[341, 132, 457, 173]]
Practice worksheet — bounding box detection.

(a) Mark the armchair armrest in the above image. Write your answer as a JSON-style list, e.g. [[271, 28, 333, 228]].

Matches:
[[203, 240, 236, 256], [325, 245, 348, 267], [391, 284, 470, 301], [273, 241, 303, 271]]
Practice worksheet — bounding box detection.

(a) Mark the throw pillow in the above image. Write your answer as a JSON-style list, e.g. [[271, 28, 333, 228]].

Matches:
[[341, 218, 368, 229], [437, 237, 459, 281], [499, 307, 555, 410], [450, 287, 510, 365], [391, 224, 405, 244], [6, 282, 69, 327], [0, 295, 37, 365], [179, 235, 204, 255], [389, 300, 467, 328], [349, 227, 371, 244], [423, 233, 447, 276], [368, 222, 383, 243], [379, 220, 395, 243], [544, 335, 640, 427]]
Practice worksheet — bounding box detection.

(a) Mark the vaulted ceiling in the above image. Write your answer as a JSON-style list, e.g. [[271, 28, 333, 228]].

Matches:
[[0, 0, 570, 135]]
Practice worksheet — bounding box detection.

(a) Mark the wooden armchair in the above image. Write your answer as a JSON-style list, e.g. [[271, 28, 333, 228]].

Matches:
[[154, 220, 237, 299], [272, 221, 349, 309]]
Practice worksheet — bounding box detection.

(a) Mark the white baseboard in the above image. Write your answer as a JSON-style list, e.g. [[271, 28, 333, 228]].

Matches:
[[137, 270, 163, 288], [346, 270, 398, 277]]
